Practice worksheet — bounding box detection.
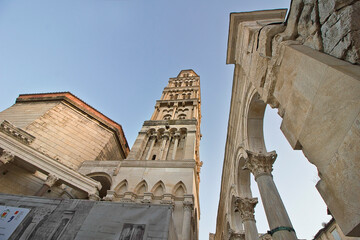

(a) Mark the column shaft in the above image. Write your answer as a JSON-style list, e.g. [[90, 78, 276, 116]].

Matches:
[[182, 203, 192, 240], [256, 175, 297, 240], [145, 137, 156, 160], [171, 136, 179, 160], [243, 221, 259, 240], [159, 137, 168, 160]]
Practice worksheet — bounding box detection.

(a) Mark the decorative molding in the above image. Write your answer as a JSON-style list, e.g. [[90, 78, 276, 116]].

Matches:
[[243, 150, 277, 179], [0, 120, 35, 145], [0, 131, 101, 195], [141, 192, 153, 203], [103, 190, 116, 201]]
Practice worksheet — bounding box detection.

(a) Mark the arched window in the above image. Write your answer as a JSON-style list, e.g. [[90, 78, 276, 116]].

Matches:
[[134, 180, 148, 195], [163, 114, 171, 120], [178, 114, 186, 120]]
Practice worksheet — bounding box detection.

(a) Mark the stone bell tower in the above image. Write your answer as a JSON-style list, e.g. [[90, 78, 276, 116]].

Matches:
[[119, 69, 202, 240]]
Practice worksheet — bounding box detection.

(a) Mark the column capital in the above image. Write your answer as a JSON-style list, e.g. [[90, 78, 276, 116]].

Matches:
[[243, 150, 277, 179], [161, 133, 170, 140], [44, 174, 59, 187], [173, 134, 181, 139], [0, 150, 15, 165], [235, 197, 258, 222], [183, 201, 194, 211]]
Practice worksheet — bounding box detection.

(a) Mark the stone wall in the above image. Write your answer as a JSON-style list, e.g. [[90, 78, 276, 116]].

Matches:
[[0, 194, 175, 240], [283, 0, 359, 64]]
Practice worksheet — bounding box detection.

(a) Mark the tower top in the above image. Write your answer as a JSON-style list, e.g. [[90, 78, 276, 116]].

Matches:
[[177, 69, 199, 78]]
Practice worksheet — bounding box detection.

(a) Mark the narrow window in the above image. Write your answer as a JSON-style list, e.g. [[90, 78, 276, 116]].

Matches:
[[152, 155, 156, 160]]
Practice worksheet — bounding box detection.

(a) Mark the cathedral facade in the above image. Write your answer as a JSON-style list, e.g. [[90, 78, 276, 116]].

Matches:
[[0, 70, 201, 240]]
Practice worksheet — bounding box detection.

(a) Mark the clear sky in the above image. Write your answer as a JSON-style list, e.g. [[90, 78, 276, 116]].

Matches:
[[0, 0, 331, 239]]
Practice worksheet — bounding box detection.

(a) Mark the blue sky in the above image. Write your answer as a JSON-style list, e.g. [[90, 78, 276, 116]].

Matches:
[[0, 0, 331, 239]]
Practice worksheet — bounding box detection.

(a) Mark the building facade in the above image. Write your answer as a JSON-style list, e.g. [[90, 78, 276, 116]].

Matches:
[[0, 70, 201, 240], [79, 69, 202, 240], [0, 92, 129, 200], [215, 0, 360, 240]]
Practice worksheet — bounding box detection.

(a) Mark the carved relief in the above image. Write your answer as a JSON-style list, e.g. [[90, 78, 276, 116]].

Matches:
[[234, 197, 258, 222], [0, 120, 35, 145], [243, 150, 277, 179]]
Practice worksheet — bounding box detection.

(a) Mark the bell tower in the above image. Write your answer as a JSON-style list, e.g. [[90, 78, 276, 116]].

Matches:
[[120, 69, 202, 240]]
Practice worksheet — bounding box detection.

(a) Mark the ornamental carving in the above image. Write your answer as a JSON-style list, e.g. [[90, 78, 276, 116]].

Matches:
[[243, 150, 277, 178], [0, 120, 35, 145], [183, 201, 193, 211], [0, 150, 15, 164], [44, 174, 59, 187], [235, 197, 258, 222]]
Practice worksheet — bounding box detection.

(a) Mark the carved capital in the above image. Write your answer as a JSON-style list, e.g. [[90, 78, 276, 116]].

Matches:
[[229, 230, 245, 240], [235, 197, 258, 222], [183, 201, 193, 211], [161, 133, 170, 140], [173, 134, 181, 140], [243, 150, 277, 179], [0, 150, 15, 165], [44, 174, 59, 187], [141, 192, 153, 203], [88, 193, 100, 201], [103, 190, 116, 201]]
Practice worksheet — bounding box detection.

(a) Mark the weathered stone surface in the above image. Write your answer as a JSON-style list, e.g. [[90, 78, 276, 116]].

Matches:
[[321, 2, 360, 64]]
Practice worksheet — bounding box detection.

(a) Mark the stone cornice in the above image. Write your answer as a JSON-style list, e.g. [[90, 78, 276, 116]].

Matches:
[[0, 131, 101, 195], [119, 159, 196, 168], [227, 9, 287, 64], [0, 120, 35, 145], [143, 119, 198, 126]]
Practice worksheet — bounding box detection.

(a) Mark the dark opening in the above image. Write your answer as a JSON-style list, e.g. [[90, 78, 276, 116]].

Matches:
[[152, 155, 156, 160]]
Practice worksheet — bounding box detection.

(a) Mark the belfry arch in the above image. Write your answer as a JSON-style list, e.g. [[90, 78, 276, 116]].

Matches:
[[216, 3, 360, 240]]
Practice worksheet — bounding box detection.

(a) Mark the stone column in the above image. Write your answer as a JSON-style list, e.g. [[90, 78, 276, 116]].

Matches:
[[35, 174, 59, 196], [159, 134, 169, 160], [235, 197, 259, 240], [244, 151, 297, 240], [182, 201, 193, 240], [145, 135, 156, 160], [0, 150, 15, 167], [171, 134, 180, 160]]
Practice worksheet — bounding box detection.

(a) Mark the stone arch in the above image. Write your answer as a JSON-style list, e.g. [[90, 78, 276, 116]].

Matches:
[[114, 179, 128, 195], [234, 147, 252, 198], [87, 172, 112, 199], [173, 181, 187, 197], [134, 180, 148, 195], [246, 91, 267, 152], [151, 181, 166, 197]]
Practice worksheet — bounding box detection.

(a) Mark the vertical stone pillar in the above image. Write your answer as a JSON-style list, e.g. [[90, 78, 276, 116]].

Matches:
[[151, 105, 160, 120], [235, 197, 259, 240], [35, 174, 59, 196], [171, 134, 180, 160], [0, 150, 15, 167], [159, 134, 169, 160], [145, 135, 156, 160], [244, 151, 297, 240], [182, 201, 193, 240]]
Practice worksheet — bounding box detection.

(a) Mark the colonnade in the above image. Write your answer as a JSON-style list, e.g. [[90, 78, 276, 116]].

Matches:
[[234, 150, 297, 240], [141, 129, 187, 161]]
